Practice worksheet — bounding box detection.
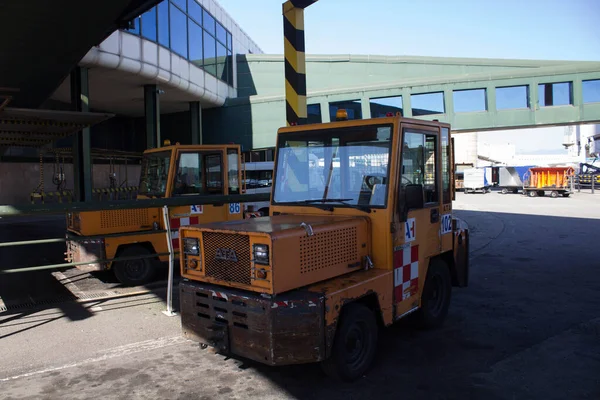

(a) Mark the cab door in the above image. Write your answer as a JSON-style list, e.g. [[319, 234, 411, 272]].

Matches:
[[392, 124, 442, 318]]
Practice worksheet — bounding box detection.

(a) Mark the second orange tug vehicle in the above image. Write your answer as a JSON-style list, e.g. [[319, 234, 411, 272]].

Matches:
[[177, 111, 470, 381]]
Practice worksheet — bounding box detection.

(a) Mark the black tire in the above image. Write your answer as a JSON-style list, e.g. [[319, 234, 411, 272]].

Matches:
[[112, 245, 157, 286], [501, 188, 508, 194], [528, 190, 537, 197], [562, 193, 570, 197], [550, 191, 559, 198], [414, 259, 452, 329], [321, 303, 379, 382]]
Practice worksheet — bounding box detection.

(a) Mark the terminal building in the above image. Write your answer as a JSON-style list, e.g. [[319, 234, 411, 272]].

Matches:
[[1, 0, 600, 204]]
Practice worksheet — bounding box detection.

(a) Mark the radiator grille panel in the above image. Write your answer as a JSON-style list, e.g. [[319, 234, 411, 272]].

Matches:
[[300, 227, 358, 274], [202, 232, 251, 285], [100, 209, 148, 229]]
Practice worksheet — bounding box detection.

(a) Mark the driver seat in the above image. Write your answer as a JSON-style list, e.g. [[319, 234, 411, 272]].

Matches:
[[369, 183, 386, 206]]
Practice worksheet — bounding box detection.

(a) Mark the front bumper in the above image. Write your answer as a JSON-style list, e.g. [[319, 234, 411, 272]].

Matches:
[[180, 280, 325, 366], [65, 233, 107, 272]]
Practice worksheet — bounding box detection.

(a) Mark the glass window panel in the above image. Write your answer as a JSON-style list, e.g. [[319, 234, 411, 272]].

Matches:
[[203, 30, 216, 75], [441, 127, 451, 203], [453, 88, 487, 112], [141, 6, 157, 41], [329, 100, 362, 120], [157, 1, 169, 47], [273, 124, 392, 208], [402, 131, 438, 204], [583, 79, 600, 103], [307, 104, 322, 123], [169, 4, 188, 58], [203, 9, 215, 35], [188, 0, 202, 23], [227, 149, 240, 194], [411, 92, 445, 115], [227, 50, 233, 84], [172, 0, 186, 11], [369, 96, 403, 117], [216, 22, 227, 45], [188, 20, 203, 65], [496, 85, 528, 110], [227, 32, 232, 50], [126, 17, 140, 35], [216, 42, 227, 81], [538, 82, 572, 106]]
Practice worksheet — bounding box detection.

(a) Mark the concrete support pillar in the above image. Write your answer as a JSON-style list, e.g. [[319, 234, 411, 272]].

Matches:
[[144, 84, 160, 149], [190, 101, 202, 145], [70, 66, 92, 202]]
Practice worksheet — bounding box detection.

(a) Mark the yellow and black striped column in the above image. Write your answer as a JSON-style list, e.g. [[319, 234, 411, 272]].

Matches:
[[282, 0, 317, 126]]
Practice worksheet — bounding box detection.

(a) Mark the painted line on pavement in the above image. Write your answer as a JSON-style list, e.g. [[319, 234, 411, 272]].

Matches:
[[0, 335, 187, 382]]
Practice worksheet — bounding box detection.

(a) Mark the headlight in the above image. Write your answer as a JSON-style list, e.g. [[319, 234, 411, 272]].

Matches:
[[253, 244, 269, 265], [183, 237, 200, 256]]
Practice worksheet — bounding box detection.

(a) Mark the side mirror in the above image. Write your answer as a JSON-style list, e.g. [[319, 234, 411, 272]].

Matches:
[[405, 184, 424, 210]]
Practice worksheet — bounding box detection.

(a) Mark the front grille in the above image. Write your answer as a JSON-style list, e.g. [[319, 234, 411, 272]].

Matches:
[[202, 232, 251, 285], [300, 227, 358, 274], [100, 209, 148, 229]]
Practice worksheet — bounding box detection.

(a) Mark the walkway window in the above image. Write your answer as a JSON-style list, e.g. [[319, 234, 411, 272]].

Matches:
[[583, 80, 600, 103], [453, 89, 486, 113], [122, 0, 235, 86], [411, 92, 445, 116], [496, 85, 529, 110], [538, 82, 572, 106], [169, 3, 188, 58], [307, 104, 322, 123], [369, 95, 403, 117], [329, 100, 362, 120]]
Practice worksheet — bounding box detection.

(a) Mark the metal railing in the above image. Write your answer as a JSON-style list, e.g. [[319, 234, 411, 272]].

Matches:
[[0, 192, 271, 314]]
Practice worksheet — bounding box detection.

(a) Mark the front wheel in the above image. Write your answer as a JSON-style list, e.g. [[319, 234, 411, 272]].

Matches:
[[112, 245, 157, 286], [414, 259, 452, 329], [321, 303, 379, 382]]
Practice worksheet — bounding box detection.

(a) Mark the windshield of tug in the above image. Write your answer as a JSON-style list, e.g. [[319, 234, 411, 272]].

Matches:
[[272, 123, 393, 209]]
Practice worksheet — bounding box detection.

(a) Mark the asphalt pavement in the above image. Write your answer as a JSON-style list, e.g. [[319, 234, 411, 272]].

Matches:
[[1, 190, 599, 400]]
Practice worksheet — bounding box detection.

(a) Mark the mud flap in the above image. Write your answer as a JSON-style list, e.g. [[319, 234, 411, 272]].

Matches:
[[452, 218, 469, 287]]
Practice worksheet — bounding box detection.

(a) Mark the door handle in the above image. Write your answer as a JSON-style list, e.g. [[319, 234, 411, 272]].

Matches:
[[430, 208, 439, 223]]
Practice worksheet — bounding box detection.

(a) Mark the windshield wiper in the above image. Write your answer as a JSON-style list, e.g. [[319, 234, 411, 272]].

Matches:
[[301, 198, 371, 213]]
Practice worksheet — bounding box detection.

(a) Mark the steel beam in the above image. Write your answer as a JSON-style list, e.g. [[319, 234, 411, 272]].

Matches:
[[0, 192, 271, 218], [70, 66, 93, 202], [190, 101, 202, 145], [144, 84, 160, 148]]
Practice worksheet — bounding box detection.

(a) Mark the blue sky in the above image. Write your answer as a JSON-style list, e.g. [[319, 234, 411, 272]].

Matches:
[[216, 0, 599, 153], [217, 0, 599, 61]]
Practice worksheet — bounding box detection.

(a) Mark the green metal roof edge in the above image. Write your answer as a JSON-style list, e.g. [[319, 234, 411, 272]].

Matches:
[[232, 62, 600, 105], [243, 53, 599, 68]]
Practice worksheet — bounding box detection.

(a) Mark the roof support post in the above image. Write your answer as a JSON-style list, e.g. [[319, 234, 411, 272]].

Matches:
[[145, 84, 161, 149], [190, 101, 202, 145], [70, 66, 92, 202]]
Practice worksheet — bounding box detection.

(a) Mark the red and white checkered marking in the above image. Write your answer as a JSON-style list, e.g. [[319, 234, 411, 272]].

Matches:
[[170, 216, 200, 249], [393, 244, 419, 301]]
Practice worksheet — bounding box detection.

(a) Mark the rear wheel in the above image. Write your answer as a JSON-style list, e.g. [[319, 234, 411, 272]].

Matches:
[[112, 245, 157, 286], [415, 259, 452, 329], [321, 303, 378, 382], [528, 190, 537, 197], [550, 190, 559, 198], [501, 188, 508, 194]]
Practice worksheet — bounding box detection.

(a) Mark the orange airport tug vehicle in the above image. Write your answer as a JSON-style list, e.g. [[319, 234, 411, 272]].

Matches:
[[177, 111, 469, 381]]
